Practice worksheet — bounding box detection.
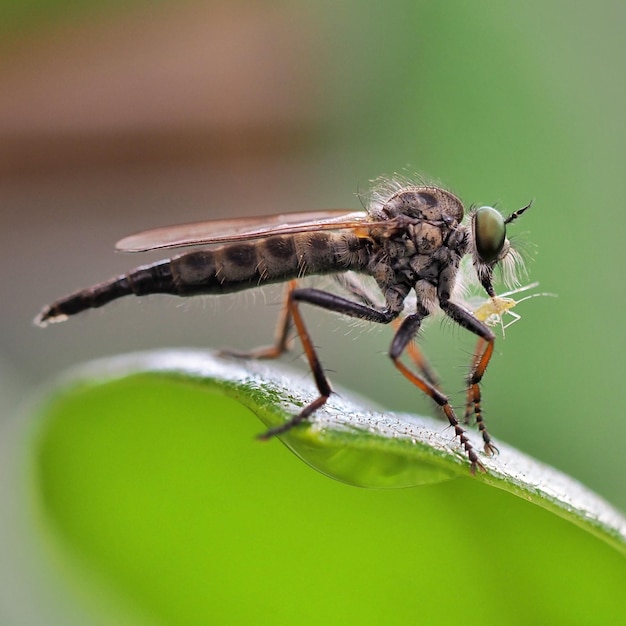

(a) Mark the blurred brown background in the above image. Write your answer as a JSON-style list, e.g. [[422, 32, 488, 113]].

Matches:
[[2, 2, 339, 389]]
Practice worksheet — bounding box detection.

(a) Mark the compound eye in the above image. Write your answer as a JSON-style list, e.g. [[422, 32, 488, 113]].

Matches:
[[474, 206, 506, 264]]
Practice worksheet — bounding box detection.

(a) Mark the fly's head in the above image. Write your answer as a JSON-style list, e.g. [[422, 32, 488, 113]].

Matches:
[[469, 201, 531, 297]]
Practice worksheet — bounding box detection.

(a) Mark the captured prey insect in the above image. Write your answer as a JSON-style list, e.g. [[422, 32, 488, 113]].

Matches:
[[36, 177, 532, 472], [470, 282, 556, 338]]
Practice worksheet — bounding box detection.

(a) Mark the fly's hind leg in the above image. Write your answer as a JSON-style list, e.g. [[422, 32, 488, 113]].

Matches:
[[258, 287, 398, 439], [390, 305, 484, 473], [219, 281, 296, 360], [255, 286, 484, 472]]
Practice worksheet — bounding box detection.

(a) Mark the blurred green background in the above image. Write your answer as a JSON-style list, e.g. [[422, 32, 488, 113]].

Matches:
[[1, 0, 625, 622]]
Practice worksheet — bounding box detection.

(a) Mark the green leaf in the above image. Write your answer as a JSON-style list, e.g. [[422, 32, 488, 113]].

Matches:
[[2, 350, 625, 625]]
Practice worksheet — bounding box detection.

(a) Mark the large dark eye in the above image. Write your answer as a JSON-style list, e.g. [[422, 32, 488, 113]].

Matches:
[[474, 206, 506, 263]]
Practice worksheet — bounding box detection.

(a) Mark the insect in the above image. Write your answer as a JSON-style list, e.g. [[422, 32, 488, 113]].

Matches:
[[36, 177, 532, 472], [470, 282, 556, 337]]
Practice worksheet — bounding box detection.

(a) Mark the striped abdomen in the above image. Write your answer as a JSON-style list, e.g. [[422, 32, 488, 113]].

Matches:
[[35, 231, 369, 326]]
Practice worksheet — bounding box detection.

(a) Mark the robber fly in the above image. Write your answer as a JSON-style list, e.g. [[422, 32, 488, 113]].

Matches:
[[36, 177, 531, 472]]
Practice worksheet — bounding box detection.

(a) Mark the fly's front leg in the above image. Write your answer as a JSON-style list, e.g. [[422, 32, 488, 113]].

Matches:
[[220, 281, 296, 360], [441, 300, 498, 456], [463, 338, 486, 425], [390, 307, 484, 473], [258, 288, 398, 439]]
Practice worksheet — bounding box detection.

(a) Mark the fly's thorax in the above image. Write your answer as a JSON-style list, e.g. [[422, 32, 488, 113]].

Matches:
[[407, 220, 444, 254], [371, 185, 464, 224]]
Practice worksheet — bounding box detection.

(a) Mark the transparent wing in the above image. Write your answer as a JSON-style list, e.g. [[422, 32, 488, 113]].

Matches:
[[116, 210, 374, 252]]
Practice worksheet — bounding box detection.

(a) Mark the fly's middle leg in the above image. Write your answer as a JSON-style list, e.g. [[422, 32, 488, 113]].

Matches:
[[219, 281, 297, 360], [335, 274, 441, 390], [389, 307, 484, 473], [392, 320, 441, 389]]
